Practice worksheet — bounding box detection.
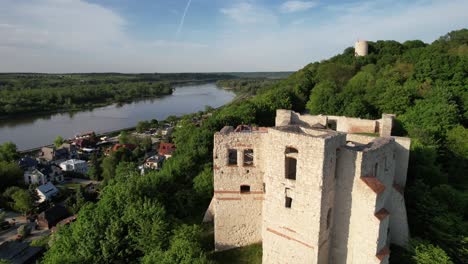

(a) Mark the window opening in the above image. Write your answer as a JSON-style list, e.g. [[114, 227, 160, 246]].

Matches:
[[243, 149, 254, 166], [285, 157, 297, 180], [285, 147, 298, 154], [240, 185, 250, 193], [285, 196, 293, 208], [228, 149, 237, 165]]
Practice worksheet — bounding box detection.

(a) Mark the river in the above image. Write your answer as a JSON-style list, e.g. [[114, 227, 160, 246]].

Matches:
[[0, 83, 235, 150]]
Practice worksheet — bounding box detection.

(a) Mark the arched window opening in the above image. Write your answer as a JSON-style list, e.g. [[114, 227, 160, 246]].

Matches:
[[285, 147, 298, 154]]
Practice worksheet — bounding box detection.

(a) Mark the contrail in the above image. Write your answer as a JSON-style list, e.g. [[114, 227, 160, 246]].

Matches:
[[177, 0, 192, 36]]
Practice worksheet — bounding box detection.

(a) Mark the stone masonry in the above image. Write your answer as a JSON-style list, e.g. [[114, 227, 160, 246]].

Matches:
[[209, 110, 411, 264]]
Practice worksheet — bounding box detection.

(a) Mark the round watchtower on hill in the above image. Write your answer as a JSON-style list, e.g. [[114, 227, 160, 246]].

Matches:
[[354, 40, 368, 56]]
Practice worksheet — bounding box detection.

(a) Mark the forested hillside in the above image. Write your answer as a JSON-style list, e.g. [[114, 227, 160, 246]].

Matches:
[[0, 73, 235, 117], [42, 29, 467, 263]]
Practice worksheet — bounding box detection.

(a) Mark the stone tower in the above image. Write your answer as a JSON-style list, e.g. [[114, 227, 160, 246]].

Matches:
[[355, 40, 368, 56], [209, 110, 411, 264]]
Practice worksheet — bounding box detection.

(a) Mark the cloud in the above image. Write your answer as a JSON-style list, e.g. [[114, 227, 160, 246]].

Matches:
[[280, 1, 318, 13], [220, 2, 277, 25], [0, 0, 208, 72], [212, 0, 468, 72], [0, 0, 467, 73]]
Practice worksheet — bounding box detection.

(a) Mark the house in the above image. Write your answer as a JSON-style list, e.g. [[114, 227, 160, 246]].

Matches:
[[105, 144, 137, 156], [74, 132, 98, 148], [143, 155, 165, 170], [60, 143, 78, 158], [37, 205, 69, 229], [0, 241, 44, 264], [39, 143, 77, 162], [18, 157, 38, 170], [210, 110, 411, 264], [112, 144, 137, 152], [36, 182, 59, 203], [24, 164, 63, 185], [75, 131, 96, 140], [158, 143, 176, 159], [59, 159, 88, 174]]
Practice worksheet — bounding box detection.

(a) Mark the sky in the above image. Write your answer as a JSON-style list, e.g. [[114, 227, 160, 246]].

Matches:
[[0, 0, 467, 73]]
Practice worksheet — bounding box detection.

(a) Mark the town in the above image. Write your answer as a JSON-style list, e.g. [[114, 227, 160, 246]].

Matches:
[[0, 111, 212, 263]]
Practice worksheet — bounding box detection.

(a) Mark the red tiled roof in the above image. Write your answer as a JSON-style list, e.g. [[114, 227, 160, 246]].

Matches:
[[361, 176, 385, 194], [159, 143, 176, 156], [112, 144, 137, 152], [374, 208, 390, 221]]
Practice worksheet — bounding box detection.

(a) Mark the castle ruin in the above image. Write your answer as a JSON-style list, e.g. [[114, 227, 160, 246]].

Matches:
[[205, 110, 411, 264], [355, 40, 369, 56]]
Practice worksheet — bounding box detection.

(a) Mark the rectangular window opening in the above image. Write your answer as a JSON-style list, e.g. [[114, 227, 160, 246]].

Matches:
[[240, 185, 250, 193], [285, 157, 297, 180], [243, 149, 254, 166], [228, 149, 237, 165], [285, 196, 293, 208]]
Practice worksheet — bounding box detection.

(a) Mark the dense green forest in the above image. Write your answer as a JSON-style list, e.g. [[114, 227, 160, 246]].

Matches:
[[216, 79, 280, 96], [41, 29, 467, 263], [0, 73, 237, 117]]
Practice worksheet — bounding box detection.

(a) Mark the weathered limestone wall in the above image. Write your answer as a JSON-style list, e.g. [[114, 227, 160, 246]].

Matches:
[[317, 134, 346, 264], [213, 130, 266, 250], [392, 137, 411, 187], [211, 110, 411, 263], [275, 110, 292, 126], [346, 151, 383, 264], [355, 40, 368, 56], [379, 114, 395, 137], [346, 134, 379, 145], [390, 137, 411, 246], [262, 129, 330, 264], [292, 113, 328, 128], [389, 189, 409, 246], [337, 117, 378, 134], [330, 148, 358, 263], [346, 139, 396, 264]]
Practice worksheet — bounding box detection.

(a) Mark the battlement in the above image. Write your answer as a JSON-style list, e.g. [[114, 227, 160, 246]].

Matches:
[[210, 110, 410, 264], [275, 109, 395, 137]]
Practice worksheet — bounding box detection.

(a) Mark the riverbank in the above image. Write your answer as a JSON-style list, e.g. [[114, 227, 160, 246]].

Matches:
[[0, 83, 235, 150]]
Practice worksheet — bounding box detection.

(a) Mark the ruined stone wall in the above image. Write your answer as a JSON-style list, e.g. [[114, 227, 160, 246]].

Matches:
[[317, 134, 347, 264], [346, 139, 396, 264], [330, 148, 359, 263], [392, 137, 411, 187], [336, 117, 378, 134], [213, 130, 267, 250], [379, 114, 395, 137], [275, 109, 292, 126], [211, 110, 410, 263], [262, 129, 330, 264], [389, 137, 411, 246]]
